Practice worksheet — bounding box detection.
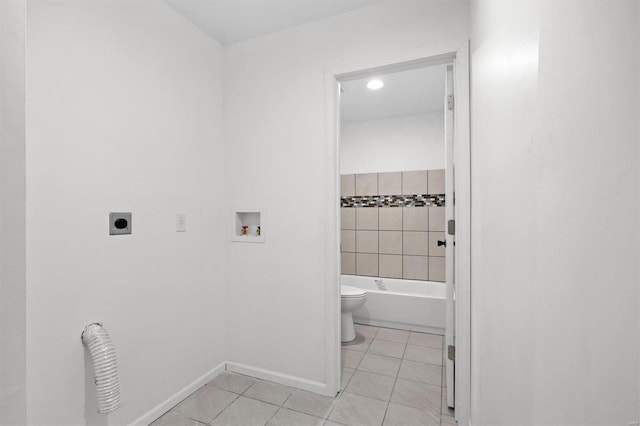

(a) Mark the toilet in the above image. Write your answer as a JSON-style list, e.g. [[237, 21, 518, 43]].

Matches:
[[341, 285, 368, 342]]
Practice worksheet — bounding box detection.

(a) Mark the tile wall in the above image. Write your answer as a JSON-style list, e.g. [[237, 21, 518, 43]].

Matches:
[[340, 170, 446, 282]]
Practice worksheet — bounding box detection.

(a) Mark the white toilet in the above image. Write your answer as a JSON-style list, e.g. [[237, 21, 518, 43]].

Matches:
[[341, 285, 368, 342]]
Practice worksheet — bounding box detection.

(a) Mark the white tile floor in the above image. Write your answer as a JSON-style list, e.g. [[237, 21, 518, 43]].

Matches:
[[151, 325, 455, 426]]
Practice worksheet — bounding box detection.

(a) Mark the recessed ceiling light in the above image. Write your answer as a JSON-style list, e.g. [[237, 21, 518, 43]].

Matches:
[[367, 79, 384, 90]]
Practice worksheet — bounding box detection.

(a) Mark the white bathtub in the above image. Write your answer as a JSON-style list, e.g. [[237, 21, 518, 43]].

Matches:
[[341, 275, 446, 335]]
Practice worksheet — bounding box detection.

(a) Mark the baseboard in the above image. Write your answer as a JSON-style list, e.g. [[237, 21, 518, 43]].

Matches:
[[354, 317, 444, 335], [129, 362, 226, 426], [226, 362, 332, 397]]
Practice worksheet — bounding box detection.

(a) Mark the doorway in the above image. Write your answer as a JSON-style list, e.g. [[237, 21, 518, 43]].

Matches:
[[324, 44, 470, 426]]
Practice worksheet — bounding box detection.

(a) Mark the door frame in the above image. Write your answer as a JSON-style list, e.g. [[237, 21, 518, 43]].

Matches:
[[323, 42, 471, 425]]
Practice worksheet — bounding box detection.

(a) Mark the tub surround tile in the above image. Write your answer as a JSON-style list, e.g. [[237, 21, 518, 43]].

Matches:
[[379, 207, 402, 230], [408, 332, 443, 349], [404, 344, 443, 366], [208, 372, 256, 394], [402, 171, 428, 195], [403, 207, 428, 231], [341, 230, 356, 253], [378, 254, 403, 279], [357, 353, 401, 377], [342, 194, 445, 208], [341, 253, 356, 275], [267, 407, 324, 426], [356, 207, 378, 230], [341, 170, 448, 282], [378, 172, 402, 195], [356, 253, 378, 276], [356, 230, 378, 254], [402, 256, 428, 281], [429, 257, 446, 282], [283, 389, 337, 419], [428, 232, 446, 257], [403, 232, 428, 256], [345, 370, 396, 401], [427, 170, 445, 195], [341, 348, 365, 368], [243, 380, 294, 406], [210, 396, 278, 426], [383, 403, 440, 426], [341, 208, 356, 230], [428, 207, 445, 232], [356, 173, 378, 196], [368, 339, 406, 359], [390, 379, 441, 413], [328, 392, 388, 426], [379, 231, 402, 254], [174, 386, 238, 423], [398, 360, 443, 386], [341, 174, 355, 197]]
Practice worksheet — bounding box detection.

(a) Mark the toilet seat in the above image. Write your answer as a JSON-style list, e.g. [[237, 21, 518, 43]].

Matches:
[[341, 285, 367, 297]]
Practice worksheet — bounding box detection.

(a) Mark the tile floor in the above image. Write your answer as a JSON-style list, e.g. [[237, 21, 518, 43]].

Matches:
[[151, 325, 455, 426]]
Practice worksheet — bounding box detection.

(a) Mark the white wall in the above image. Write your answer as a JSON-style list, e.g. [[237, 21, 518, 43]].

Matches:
[[224, 0, 468, 390], [25, 1, 227, 424], [470, 0, 640, 424], [0, 0, 26, 424], [340, 112, 444, 175]]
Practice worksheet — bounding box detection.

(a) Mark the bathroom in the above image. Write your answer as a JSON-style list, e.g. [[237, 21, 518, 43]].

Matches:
[[338, 64, 450, 335], [337, 62, 457, 423], [1, 1, 639, 426]]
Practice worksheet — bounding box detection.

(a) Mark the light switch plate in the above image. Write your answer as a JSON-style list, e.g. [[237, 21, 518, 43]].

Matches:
[[176, 213, 186, 232], [109, 212, 132, 235]]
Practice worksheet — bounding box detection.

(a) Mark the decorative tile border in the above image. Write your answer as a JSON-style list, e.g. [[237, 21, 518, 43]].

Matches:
[[341, 194, 445, 208]]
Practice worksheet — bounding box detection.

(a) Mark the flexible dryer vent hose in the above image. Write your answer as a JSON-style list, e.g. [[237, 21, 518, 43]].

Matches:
[[81, 323, 122, 414]]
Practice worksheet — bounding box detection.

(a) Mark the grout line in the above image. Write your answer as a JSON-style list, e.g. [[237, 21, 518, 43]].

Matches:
[[262, 400, 282, 426], [206, 391, 240, 425], [380, 329, 403, 426]]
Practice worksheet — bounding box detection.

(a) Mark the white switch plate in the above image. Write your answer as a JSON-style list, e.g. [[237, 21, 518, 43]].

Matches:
[[176, 213, 187, 232]]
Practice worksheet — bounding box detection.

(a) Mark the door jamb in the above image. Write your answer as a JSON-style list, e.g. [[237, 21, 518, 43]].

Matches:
[[323, 44, 471, 425]]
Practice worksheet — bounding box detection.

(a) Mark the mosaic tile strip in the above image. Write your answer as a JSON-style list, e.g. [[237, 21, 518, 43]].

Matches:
[[341, 194, 445, 208]]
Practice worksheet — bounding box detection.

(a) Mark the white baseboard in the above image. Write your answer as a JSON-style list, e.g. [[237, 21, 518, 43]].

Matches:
[[129, 362, 226, 426], [226, 362, 332, 397], [354, 318, 444, 335]]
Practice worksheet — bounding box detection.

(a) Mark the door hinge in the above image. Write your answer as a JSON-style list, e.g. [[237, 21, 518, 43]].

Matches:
[[447, 94, 454, 110], [447, 345, 455, 361], [447, 219, 455, 236]]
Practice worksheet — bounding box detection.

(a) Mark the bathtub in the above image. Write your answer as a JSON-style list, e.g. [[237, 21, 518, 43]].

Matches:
[[341, 275, 446, 335]]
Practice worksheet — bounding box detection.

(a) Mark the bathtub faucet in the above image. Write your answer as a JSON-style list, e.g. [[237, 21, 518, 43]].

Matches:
[[374, 279, 387, 291]]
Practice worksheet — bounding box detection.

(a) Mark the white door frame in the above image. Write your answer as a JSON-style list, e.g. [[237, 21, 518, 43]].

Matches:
[[444, 64, 456, 408], [453, 41, 471, 425], [323, 43, 471, 424]]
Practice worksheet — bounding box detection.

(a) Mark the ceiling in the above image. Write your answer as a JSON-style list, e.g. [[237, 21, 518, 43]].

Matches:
[[163, 0, 386, 45], [340, 65, 447, 123]]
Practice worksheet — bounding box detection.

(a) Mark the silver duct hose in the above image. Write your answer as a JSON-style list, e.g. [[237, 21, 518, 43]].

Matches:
[[81, 323, 122, 414]]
